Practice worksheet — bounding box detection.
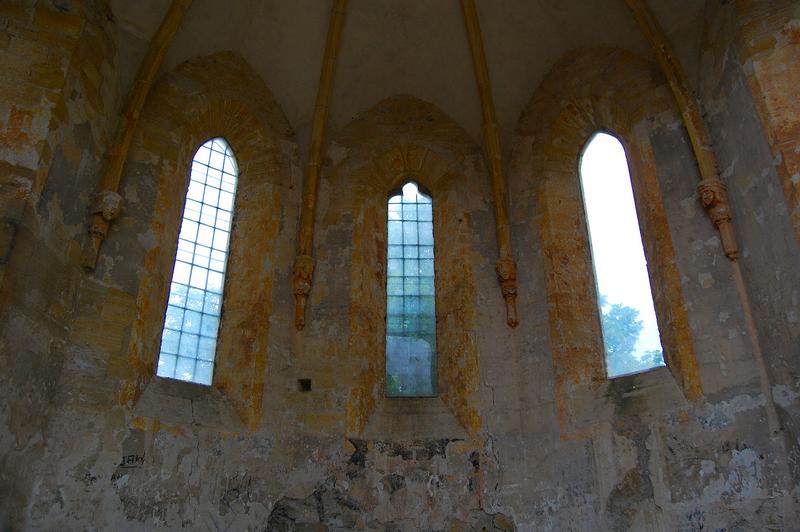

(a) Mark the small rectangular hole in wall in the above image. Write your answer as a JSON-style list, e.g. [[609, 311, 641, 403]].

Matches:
[[298, 379, 312, 392]]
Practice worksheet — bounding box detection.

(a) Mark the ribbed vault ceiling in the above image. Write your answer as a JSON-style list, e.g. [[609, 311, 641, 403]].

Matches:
[[110, 0, 706, 148]]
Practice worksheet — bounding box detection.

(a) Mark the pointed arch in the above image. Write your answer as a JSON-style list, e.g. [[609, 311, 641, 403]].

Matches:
[[512, 48, 705, 436], [109, 52, 297, 430], [320, 96, 487, 438]]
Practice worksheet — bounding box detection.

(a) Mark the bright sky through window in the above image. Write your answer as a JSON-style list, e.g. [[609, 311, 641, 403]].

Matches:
[[156, 138, 238, 385], [385, 182, 437, 397], [580, 133, 665, 377]]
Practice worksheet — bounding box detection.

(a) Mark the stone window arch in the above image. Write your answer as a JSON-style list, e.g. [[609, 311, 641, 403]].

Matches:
[[105, 53, 296, 430], [512, 49, 706, 435], [334, 141, 481, 440], [315, 95, 487, 440]]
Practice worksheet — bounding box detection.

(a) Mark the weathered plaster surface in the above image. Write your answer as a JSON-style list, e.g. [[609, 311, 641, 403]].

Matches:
[[0, 1, 799, 531]]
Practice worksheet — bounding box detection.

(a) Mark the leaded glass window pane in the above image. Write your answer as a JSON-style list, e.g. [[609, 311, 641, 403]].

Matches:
[[386, 182, 437, 397], [580, 132, 666, 378], [156, 138, 239, 385]]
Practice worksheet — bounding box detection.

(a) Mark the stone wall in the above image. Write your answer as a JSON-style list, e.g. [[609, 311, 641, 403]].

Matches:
[[506, 42, 794, 529], [0, 1, 798, 530], [0, 0, 119, 526]]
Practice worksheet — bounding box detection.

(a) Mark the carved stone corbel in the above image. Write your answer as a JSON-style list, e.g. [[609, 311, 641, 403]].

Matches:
[[81, 0, 193, 272], [81, 190, 123, 270], [697, 178, 738, 260], [293, 254, 315, 329], [496, 257, 519, 328]]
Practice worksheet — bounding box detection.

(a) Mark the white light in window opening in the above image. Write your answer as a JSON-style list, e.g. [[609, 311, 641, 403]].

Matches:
[[580, 132, 665, 378]]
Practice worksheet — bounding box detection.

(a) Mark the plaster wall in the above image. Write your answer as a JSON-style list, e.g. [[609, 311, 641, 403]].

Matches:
[[0, 1, 799, 531], [0, 1, 120, 526]]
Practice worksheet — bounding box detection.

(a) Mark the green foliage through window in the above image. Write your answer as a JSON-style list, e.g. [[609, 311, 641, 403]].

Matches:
[[600, 295, 664, 377], [580, 133, 665, 378]]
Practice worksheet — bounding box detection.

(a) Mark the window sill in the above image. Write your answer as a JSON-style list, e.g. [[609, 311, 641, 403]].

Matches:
[[132, 375, 244, 432], [562, 366, 688, 435], [360, 396, 468, 440], [605, 365, 688, 415]]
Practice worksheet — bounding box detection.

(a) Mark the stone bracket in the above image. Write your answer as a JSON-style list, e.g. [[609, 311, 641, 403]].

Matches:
[[293, 254, 315, 330], [697, 178, 738, 260], [81, 190, 123, 270], [496, 257, 518, 328]]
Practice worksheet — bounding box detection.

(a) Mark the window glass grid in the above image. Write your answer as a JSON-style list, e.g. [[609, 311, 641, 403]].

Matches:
[[386, 182, 437, 397], [157, 138, 238, 385]]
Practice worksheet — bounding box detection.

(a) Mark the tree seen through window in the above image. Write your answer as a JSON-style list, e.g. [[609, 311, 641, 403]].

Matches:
[[580, 133, 665, 377]]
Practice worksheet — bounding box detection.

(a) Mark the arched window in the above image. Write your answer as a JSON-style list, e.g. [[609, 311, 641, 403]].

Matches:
[[156, 138, 239, 385], [579, 132, 665, 377], [386, 182, 437, 396]]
